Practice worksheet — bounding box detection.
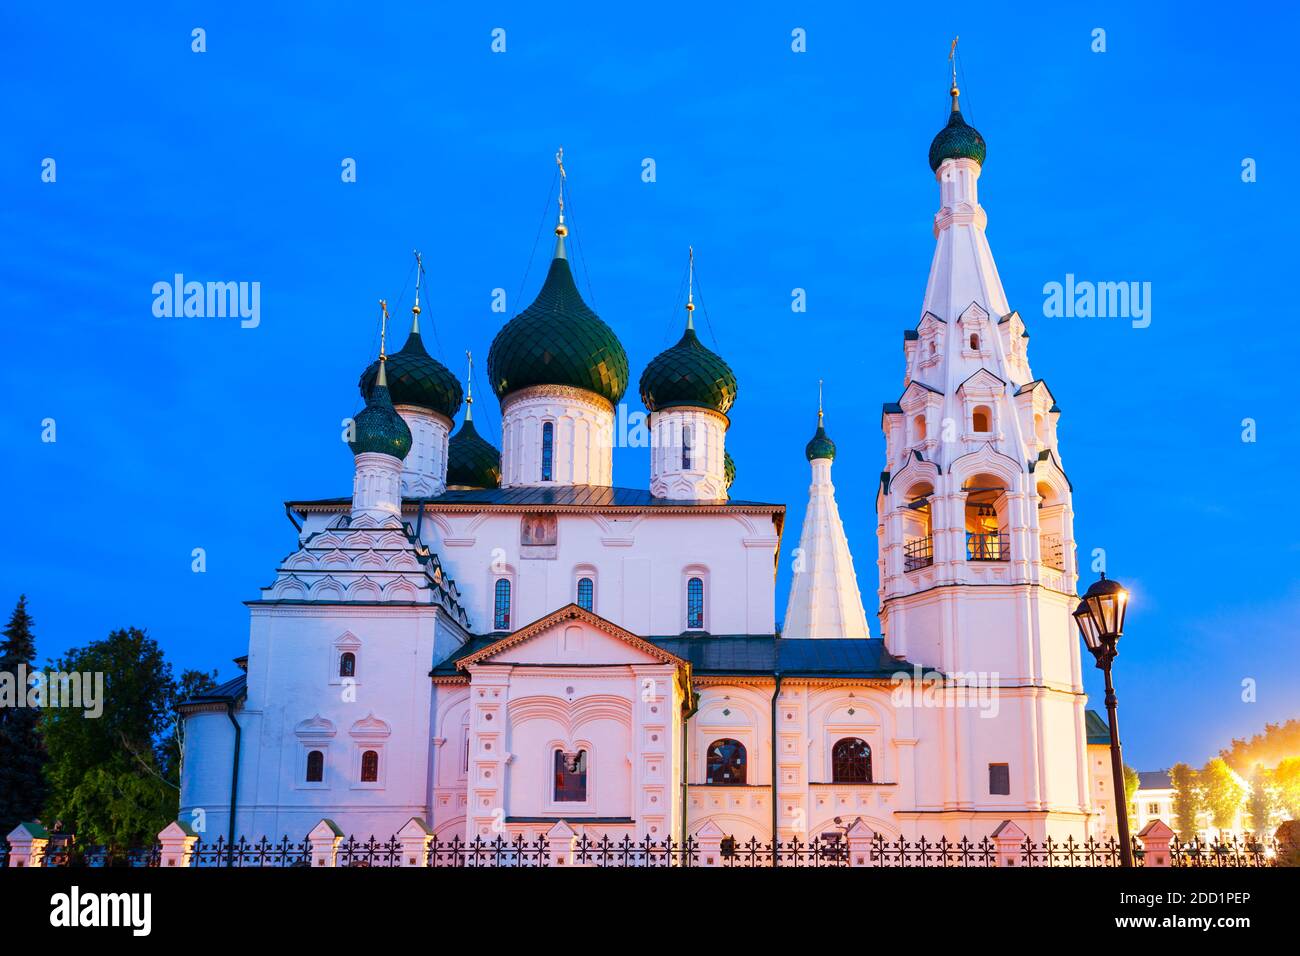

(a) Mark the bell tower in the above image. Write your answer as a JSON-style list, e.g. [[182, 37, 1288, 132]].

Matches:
[[874, 57, 1090, 833]]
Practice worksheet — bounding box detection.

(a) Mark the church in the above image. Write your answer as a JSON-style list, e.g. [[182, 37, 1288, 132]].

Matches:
[[178, 77, 1108, 849]]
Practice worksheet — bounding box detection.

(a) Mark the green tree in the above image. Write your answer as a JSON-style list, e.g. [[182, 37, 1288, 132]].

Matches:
[[1123, 764, 1140, 818], [1246, 765, 1279, 835], [1200, 757, 1246, 832], [1275, 757, 1300, 821], [41, 628, 190, 850], [1170, 763, 1200, 840], [0, 596, 49, 837]]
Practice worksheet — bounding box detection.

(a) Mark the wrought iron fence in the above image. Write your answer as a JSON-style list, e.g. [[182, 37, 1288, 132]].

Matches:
[[3, 832, 1282, 868]]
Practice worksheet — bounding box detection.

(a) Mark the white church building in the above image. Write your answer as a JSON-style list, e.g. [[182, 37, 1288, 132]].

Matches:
[[178, 79, 1110, 848]]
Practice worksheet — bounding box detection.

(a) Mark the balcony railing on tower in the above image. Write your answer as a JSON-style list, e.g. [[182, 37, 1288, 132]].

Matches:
[[966, 532, 1009, 562], [903, 535, 934, 572]]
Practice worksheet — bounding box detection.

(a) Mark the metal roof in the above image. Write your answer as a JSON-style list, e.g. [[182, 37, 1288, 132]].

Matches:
[[178, 673, 247, 708], [432, 633, 930, 680], [1137, 770, 1172, 791], [1084, 709, 1110, 745]]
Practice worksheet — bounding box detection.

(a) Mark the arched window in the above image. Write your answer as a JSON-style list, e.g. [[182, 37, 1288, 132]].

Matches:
[[493, 578, 511, 630], [339, 652, 356, 678], [686, 577, 704, 629], [305, 749, 324, 783], [964, 474, 1008, 562], [832, 738, 872, 783], [902, 481, 934, 572], [554, 750, 587, 801], [681, 423, 693, 469], [706, 738, 747, 785], [576, 576, 594, 611], [970, 332, 980, 351], [360, 750, 379, 783], [972, 405, 991, 433], [541, 422, 554, 481], [913, 414, 927, 442]]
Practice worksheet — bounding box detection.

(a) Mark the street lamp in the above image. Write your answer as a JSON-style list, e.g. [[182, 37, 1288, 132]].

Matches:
[[1074, 573, 1133, 867]]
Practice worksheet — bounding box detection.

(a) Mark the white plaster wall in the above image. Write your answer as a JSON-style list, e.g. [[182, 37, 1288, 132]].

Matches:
[[395, 405, 451, 497], [499, 387, 614, 488], [419, 510, 778, 636]]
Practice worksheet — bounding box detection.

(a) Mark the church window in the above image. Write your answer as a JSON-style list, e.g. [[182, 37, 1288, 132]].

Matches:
[[832, 737, 872, 783], [339, 652, 356, 678], [577, 576, 594, 611], [912, 414, 926, 442], [361, 749, 380, 783], [972, 405, 992, 433], [682, 423, 693, 469], [541, 422, 554, 481], [706, 739, 747, 785], [493, 579, 511, 630], [686, 577, 704, 629], [970, 333, 980, 350], [306, 750, 324, 783], [989, 762, 1010, 795], [554, 750, 587, 801]]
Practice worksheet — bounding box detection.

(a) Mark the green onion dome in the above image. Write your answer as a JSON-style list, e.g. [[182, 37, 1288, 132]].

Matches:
[[639, 321, 738, 414], [724, 450, 736, 490], [359, 327, 462, 420], [349, 364, 413, 459], [928, 88, 986, 172], [805, 414, 836, 462], [487, 252, 629, 405], [446, 416, 501, 489]]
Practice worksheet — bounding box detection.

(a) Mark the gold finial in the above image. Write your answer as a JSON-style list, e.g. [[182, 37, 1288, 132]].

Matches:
[[411, 250, 424, 333], [685, 245, 695, 329], [554, 146, 568, 238], [948, 36, 961, 107], [378, 298, 390, 360], [818, 378, 824, 427], [464, 350, 474, 421]]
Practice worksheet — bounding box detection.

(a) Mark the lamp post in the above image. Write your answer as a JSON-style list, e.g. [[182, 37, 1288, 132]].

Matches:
[[1073, 573, 1132, 867]]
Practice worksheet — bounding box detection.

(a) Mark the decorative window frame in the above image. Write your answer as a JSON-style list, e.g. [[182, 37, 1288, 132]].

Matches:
[[544, 740, 595, 814], [825, 726, 880, 784], [959, 302, 990, 359], [350, 713, 392, 790], [488, 566, 516, 632], [573, 564, 598, 613], [682, 565, 709, 631], [701, 735, 751, 786], [294, 714, 336, 791], [329, 631, 362, 687]]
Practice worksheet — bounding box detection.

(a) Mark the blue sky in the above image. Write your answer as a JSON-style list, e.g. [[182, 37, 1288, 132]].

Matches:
[[3, 2, 1297, 771]]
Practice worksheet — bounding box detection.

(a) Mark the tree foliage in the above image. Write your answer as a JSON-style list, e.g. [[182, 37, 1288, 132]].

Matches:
[[40, 627, 212, 850], [1220, 720, 1300, 774], [0, 596, 48, 838], [1170, 763, 1200, 840], [1199, 758, 1245, 832]]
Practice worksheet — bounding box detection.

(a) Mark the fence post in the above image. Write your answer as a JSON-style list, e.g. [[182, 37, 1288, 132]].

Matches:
[[5, 822, 50, 869], [157, 821, 199, 868], [991, 820, 1027, 867], [845, 819, 876, 867], [308, 819, 344, 867], [397, 817, 434, 867], [694, 820, 726, 867], [545, 821, 578, 867], [1137, 820, 1175, 867]]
